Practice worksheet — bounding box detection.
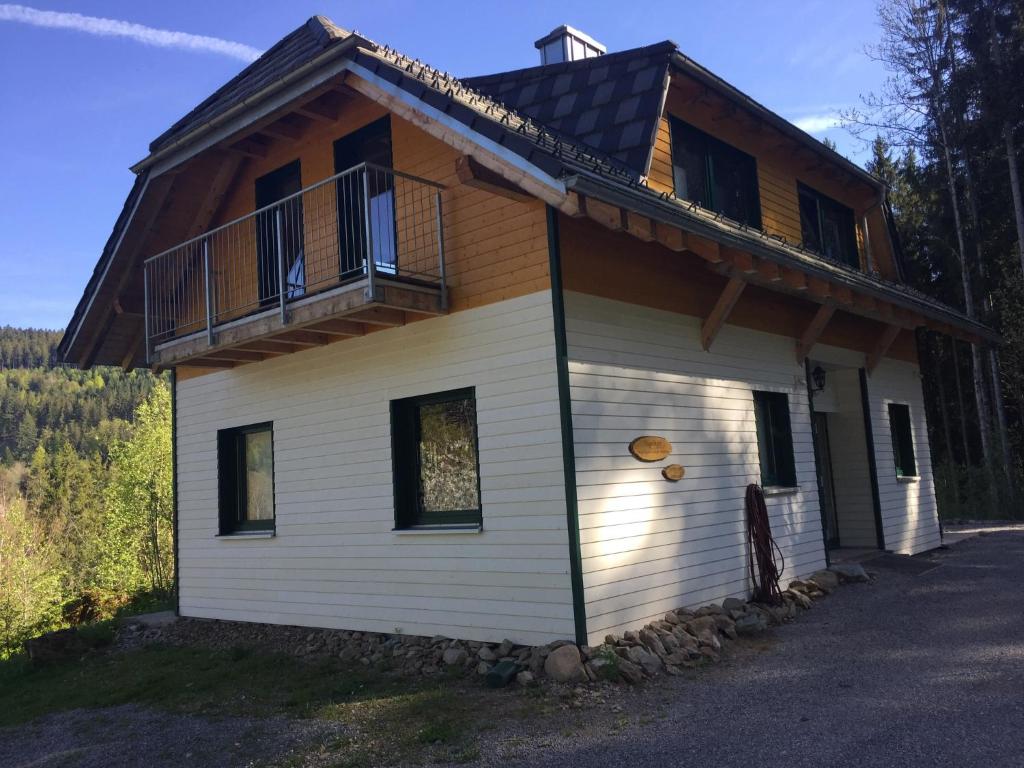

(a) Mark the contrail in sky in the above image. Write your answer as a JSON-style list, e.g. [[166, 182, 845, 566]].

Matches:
[[0, 4, 263, 63]]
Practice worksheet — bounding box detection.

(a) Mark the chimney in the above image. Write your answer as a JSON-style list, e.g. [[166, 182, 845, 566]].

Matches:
[[534, 25, 606, 65]]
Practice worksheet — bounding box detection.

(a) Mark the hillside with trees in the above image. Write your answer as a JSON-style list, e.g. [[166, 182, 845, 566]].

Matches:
[[0, 328, 171, 657], [848, 0, 1024, 517]]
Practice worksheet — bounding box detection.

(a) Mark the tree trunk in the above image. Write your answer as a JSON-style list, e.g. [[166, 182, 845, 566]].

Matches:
[[988, 348, 1015, 493], [933, 336, 960, 510], [1004, 123, 1024, 277], [951, 338, 972, 465]]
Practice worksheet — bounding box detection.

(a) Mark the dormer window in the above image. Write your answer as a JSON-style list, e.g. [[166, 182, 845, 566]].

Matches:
[[669, 117, 761, 229], [798, 183, 859, 269]]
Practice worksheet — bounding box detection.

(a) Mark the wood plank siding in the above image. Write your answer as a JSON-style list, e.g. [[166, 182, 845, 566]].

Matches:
[[174, 291, 576, 645], [564, 291, 828, 644], [865, 360, 942, 554], [646, 75, 900, 281], [189, 92, 550, 320]]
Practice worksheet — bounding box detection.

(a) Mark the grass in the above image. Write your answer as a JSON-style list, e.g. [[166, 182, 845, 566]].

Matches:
[[0, 643, 560, 766]]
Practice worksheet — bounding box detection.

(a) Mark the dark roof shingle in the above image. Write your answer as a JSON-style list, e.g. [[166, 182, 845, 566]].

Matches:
[[463, 42, 675, 179]]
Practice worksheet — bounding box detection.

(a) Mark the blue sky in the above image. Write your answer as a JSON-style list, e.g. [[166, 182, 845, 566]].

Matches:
[[0, 1, 887, 330]]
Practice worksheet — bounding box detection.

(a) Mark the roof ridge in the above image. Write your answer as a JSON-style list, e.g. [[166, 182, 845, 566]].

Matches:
[[463, 40, 677, 85], [307, 15, 350, 44]]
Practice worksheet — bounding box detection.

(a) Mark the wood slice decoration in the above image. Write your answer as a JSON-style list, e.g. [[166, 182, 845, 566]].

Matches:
[[629, 435, 672, 462], [662, 464, 686, 482]]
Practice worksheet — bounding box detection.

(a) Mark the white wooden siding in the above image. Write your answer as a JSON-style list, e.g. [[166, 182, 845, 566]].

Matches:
[[564, 292, 828, 644], [826, 369, 878, 547], [864, 359, 941, 555], [175, 290, 576, 646]]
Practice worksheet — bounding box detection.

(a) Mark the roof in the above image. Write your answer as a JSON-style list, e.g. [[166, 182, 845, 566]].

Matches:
[[463, 42, 674, 179], [149, 16, 351, 154], [58, 16, 992, 365]]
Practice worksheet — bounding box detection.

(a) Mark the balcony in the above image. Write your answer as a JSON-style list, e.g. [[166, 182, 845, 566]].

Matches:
[[143, 163, 447, 368]]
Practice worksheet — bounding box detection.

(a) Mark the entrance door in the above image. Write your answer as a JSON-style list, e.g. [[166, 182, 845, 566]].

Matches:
[[333, 116, 396, 277], [254, 160, 305, 306], [812, 411, 840, 547]]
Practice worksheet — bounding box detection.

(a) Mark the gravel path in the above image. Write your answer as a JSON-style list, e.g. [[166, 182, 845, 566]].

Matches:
[[469, 530, 1024, 768]]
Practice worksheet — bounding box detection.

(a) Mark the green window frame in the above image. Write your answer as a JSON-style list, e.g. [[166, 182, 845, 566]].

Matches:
[[391, 387, 482, 529], [669, 116, 762, 229], [888, 403, 917, 478], [797, 182, 859, 269], [752, 391, 797, 488], [217, 422, 276, 534]]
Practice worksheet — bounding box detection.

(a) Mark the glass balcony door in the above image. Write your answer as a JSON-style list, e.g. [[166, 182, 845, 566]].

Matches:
[[254, 160, 305, 306]]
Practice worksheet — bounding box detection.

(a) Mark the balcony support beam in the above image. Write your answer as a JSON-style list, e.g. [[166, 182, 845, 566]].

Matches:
[[701, 275, 746, 352], [795, 303, 836, 363], [866, 324, 902, 373]]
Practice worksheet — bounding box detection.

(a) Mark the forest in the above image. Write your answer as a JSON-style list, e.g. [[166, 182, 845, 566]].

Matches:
[[845, 0, 1024, 518], [0, 327, 171, 657]]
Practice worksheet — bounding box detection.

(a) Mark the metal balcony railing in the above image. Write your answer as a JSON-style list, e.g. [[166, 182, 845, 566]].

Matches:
[[143, 162, 446, 359]]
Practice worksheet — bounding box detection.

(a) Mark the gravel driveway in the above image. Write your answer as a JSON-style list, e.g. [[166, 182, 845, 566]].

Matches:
[[471, 530, 1024, 768]]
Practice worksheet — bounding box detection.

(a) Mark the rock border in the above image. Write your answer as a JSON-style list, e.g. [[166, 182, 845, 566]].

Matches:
[[114, 564, 870, 686]]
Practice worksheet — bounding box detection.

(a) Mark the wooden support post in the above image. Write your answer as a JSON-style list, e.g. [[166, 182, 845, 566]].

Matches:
[[866, 325, 901, 373], [701, 276, 746, 351], [795, 304, 836, 363]]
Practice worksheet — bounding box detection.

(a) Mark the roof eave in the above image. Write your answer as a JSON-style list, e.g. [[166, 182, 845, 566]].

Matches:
[[564, 173, 996, 343]]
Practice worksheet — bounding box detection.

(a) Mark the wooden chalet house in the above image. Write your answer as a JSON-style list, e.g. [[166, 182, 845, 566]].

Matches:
[[60, 19, 994, 646]]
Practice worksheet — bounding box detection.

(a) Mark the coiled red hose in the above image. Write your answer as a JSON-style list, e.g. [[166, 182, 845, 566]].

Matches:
[[745, 484, 785, 604]]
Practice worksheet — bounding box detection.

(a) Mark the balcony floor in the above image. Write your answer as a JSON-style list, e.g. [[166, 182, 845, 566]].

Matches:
[[151, 275, 445, 369]]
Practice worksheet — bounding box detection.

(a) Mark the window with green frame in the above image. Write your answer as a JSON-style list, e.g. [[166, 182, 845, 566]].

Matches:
[[217, 422, 275, 534], [669, 117, 762, 229], [752, 391, 797, 488], [797, 182, 859, 268], [888, 403, 917, 477], [391, 388, 482, 528]]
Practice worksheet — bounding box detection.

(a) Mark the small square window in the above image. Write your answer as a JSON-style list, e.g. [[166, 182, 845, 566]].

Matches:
[[752, 391, 797, 488], [888, 403, 917, 477], [391, 388, 481, 528], [218, 423, 275, 534]]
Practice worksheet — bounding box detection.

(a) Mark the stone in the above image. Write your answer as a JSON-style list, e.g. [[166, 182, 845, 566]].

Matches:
[[664, 664, 684, 676], [477, 646, 497, 662], [722, 597, 746, 613], [516, 670, 535, 686], [442, 648, 468, 666], [735, 613, 768, 636], [476, 661, 493, 675], [829, 563, 870, 583], [685, 616, 719, 636], [714, 615, 737, 639], [496, 639, 515, 657], [544, 644, 586, 683], [664, 612, 681, 625], [625, 645, 663, 676], [695, 603, 723, 616], [623, 630, 640, 644], [663, 650, 697, 666], [660, 633, 680, 653], [809, 570, 840, 593], [604, 634, 621, 646], [696, 630, 721, 651], [617, 659, 645, 684], [784, 589, 812, 609], [639, 629, 667, 657]]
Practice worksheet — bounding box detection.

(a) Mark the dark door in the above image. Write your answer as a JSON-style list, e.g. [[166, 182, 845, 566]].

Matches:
[[254, 160, 305, 306], [333, 117, 396, 277], [812, 411, 840, 548]]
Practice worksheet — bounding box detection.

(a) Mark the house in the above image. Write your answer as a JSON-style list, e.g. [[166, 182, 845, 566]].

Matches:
[[59, 18, 994, 647]]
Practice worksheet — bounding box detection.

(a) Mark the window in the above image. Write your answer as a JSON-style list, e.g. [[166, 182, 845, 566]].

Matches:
[[752, 391, 797, 488], [218, 423, 275, 534], [254, 161, 305, 305], [391, 388, 481, 528], [669, 117, 761, 228], [888, 403, 917, 478], [798, 183, 859, 269]]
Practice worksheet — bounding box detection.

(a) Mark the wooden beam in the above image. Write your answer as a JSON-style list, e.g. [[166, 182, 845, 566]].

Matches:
[[185, 358, 237, 369], [120, 332, 143, 370], [259, 116, 305, 142], [832, 285, 854, 307], [654, 223, 687, 251], [455, 154, 532, 203], [294, 97, 339, 123], [722, 247, 757, 274], [795, 304, 836, 362], [230, 136, 270, 159], [274, 329, 330, 346], [237, 340, 304, 355], [348, 307, 406, 327], [701, 276, 746, 351], [307, 318, 366, 336], [582, 196, 625, 231], [866, 324, 902, 373], [685, 233, 723, 263], [624, 211, 656, 242], [756, 257, 782, 282], [187, 154, 245, 239], [806, 277, 831, 301], [206, 349, 271, 363], [781, 268, 808, 292]]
